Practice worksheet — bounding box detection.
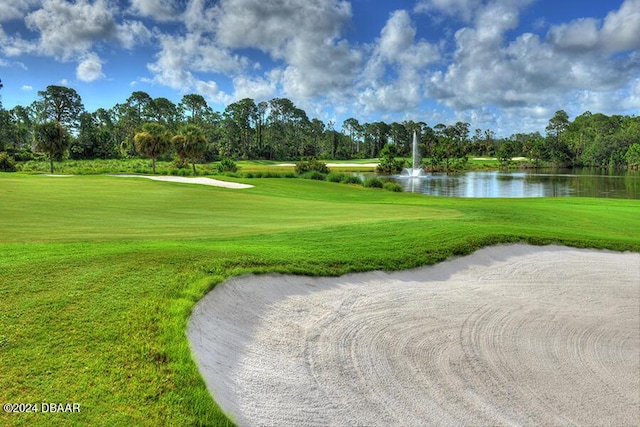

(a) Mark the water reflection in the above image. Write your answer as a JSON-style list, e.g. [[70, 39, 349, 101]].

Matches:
[[390, 169, 640, 199]]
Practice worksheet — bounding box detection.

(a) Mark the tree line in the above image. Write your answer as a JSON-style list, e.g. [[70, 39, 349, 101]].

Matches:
[[1, 85, 639, 173]]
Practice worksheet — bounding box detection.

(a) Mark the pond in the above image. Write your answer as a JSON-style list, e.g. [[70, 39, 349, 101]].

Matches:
[[389, 169, 640, 199]]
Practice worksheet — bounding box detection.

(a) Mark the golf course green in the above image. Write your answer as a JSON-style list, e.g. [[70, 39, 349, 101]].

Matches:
[[1, 173, 639, 426]]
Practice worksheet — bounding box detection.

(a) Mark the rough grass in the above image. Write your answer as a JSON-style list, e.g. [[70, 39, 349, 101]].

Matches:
[[1, 173, 639, 426]]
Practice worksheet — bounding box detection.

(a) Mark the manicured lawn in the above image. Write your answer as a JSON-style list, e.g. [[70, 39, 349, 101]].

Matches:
[[1, 173, 638, 426]]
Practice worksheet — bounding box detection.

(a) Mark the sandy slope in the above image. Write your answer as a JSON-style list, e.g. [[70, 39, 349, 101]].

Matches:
[[113, 174, 254, 189], [188, 245, 640, 426]]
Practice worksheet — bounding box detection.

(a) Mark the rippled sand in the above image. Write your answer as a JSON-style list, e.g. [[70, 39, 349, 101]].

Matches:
[[188, 245, 640, 426]]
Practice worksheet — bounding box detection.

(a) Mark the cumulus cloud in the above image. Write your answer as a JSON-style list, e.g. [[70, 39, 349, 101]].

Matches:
[[232, 73, 279, 101], [0, 0, 39, 22], [25, 0, 118, 60], [424, 0, 640, 122], [549, 0, 640, 54], [213, 0, 360, 98], [146, 31, 249, 103], [9, 0, 150, 85], [358, 10, 439, 113], [76, 53, 105, 82], [214, 0, 351, 55], [129, 0, 182, 22], [414, 0, 484, 22]]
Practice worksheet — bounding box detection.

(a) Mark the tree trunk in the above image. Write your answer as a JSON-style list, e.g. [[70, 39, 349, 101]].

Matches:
[[152, 157, 156, 174], [192, 161, 197, 176]]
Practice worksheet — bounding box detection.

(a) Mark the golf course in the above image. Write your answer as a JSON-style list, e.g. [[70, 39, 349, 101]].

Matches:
[[1, 171, 639, 426]]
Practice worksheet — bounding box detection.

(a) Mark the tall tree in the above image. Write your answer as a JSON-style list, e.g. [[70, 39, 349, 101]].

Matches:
[[126, 91, 153, 124], [179, 94, 210, 124], [545, 110, 571, 165], [342, 118, 362, 157], [37, 85, 84, 130], [34, 121, 70, 173], [147, 97, 179, 130], [223, 98, 257, 158]]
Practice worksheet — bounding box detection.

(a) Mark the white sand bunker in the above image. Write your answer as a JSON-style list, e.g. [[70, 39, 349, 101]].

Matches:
[[113, 174, 253, 189], [188, 245, 640, 426]]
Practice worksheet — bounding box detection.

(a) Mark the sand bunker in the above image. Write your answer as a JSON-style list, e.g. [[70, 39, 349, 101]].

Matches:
[[113, 174, 253, 189], [188, 244, 640, 426], [275, 163, 379, 167]]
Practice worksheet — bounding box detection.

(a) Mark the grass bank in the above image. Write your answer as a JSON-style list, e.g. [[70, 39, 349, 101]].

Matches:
[[1, 174, 638, 426]]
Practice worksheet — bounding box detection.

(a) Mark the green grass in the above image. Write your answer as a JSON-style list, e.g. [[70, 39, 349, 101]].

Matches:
[[1, 173, 639, 426]]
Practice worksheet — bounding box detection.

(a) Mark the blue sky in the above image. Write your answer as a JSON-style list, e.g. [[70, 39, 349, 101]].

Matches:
[[0, 0, 639, 136]]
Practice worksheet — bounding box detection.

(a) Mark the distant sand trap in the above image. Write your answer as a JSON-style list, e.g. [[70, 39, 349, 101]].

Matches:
[[113, 174, 253, 189], [188, 245, 640, 426], [275, 163, 378, 167]]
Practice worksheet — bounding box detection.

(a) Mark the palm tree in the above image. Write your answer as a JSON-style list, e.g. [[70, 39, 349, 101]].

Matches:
[[172, 124, 207, 175], [34, 121, 70, 173], [133, 123, 171, 174]]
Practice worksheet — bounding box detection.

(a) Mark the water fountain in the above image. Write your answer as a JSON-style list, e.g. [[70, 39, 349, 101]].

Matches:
[[401, 131, 425, 177]]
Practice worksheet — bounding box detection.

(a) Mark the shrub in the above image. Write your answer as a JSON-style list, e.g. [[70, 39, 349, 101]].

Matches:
[[376, 143, 405, 174], [9, 149, 41, 162], [383, 182, 403, 192], [172, 158, 190, 169], [342, 175, 363, 185], [216, 158, 238, 173], [0, 152, 17, 172], [363, 177, 383, 188], [295, 158, 329, 174], [327, 172, 348, 183], [300, 170, 327, 180]]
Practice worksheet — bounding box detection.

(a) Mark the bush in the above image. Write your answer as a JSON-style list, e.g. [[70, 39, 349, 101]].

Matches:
[[9, 149, 42, 162], [363, 177, 383, 188], [383, 182, 403, 192], [0, 152, 17, 172], [172, 158, 190, 169], [295, 158, 329, 174], [300, 170, 327, 180], [342, 175, 363, 185], [216, 158, 238, 173], [327, 172, 348, 182]]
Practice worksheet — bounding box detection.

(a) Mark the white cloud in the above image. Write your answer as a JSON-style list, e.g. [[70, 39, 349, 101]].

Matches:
[[129, 0, 182, 22], [548, 0, 640, 54], [214, 0, 352, 56], [600, 0, 640, 53], [414, 0, 484, 22], [232, 73, 278, 102], [21, 85, 33, 91], [213, 0, 360, 99], [147, 32, 249, 93], [116, 20, 153, 50], [21, 0, 150, 58], [622, 78, 640, 110], [25, 0, 117, 60], [0, 0, 39, 22], [547, 18, 600, 52], [423, 0, 639, 126], [76, 53, 104, 82], [357, 10, 439, 113]]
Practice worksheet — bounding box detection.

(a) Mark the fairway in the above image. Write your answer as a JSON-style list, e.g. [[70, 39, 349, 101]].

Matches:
[[1, 174, 639, 426]]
